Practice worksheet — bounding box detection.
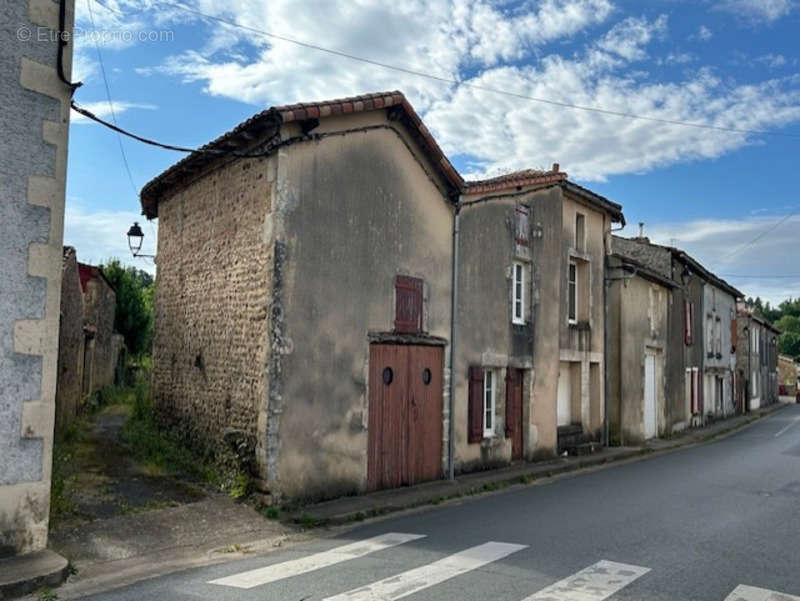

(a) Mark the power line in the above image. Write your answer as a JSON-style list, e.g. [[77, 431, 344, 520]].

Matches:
[[85, 0, 138, 195], [143, 0, 800, 140], [716, 208, 800, 265], [90, 0, 800, 140]]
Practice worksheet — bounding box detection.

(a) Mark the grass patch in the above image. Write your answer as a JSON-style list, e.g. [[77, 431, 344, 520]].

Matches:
[[263, 506, 280, 520], [120, 372, 248, 495]]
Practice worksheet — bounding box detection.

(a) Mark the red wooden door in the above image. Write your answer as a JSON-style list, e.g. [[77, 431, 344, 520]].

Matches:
[[506, 368, 524, 460], [368, 344, 443, 490], [407, 345, 443, 485], [367, 345, 408, 491]]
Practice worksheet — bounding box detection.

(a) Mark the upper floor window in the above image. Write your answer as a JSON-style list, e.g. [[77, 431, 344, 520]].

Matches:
[[512, 261, 526, 325], [575, 213, 585, 251], [568, 262, 578, 324], [515, 204, 530, 246], [394, 275, 423, 333]]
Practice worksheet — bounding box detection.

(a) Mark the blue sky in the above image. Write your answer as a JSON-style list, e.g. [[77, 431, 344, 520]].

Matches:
[[65, 0, 800, 305]]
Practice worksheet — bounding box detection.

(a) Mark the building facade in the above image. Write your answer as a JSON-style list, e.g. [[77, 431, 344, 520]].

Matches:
[[607, 252, 675, 444], [736, 306, 780, 410], [1, 0, 74, 556], [777, 354, 797, 397], [141, 91, 626, 502], [611, 236, 742, 432], [55, 254, 122, 431]]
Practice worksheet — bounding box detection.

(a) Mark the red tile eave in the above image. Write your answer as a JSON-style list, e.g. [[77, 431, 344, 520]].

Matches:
[[141, 91, 465, 217], [463, 172, 567, 195]]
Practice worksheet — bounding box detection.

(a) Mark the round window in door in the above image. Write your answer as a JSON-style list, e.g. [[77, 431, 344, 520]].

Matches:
[[382, 367, 394, 385], [422, 368, 432, 385]]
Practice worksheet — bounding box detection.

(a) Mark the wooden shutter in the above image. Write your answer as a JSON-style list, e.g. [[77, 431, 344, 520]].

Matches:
[[468, 366, 484, 444], [684, 300, 694, 345], [691, 368, 700, 414], [505, 370, 514, 437], [730, 319, 737, 353], [395, 275, 423, 333], [515, 205, 530, 246]]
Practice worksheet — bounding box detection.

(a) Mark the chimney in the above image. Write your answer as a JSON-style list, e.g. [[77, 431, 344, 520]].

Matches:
[[552, 163, 560, 173], [638, 222, 645, 238]]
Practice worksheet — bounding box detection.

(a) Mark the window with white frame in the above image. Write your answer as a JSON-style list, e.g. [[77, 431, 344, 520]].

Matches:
[[568, 262, 577, 324], [512, 261, 526, 325], [483, 370, 495, 437]]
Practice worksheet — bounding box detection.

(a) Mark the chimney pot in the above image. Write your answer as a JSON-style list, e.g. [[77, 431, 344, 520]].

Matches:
[[552, 163, 560, 173]]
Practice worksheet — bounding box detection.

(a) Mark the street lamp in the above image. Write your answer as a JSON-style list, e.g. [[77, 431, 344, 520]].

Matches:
[[127, 221, 155, 258], [680, 264, 692, 287]]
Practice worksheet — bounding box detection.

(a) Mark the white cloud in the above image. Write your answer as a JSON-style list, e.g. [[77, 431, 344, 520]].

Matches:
[[103, 2, 800, 182], [620, 214, 800, 305], [147, 0, 613, 109], [64, 199, 157, 275], [696, 25, 713, 41], [70, 101, 157, 124], [596, 15, 667, 61], [715, 0, 795, 24], [755, 53, 788, 68]]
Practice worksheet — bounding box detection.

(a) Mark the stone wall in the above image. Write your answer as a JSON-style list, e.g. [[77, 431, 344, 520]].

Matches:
[[81, 267, 118, 391], [55, 248, 84, 431], [0, 0, 74, 556], [152, 155, 274, 475]]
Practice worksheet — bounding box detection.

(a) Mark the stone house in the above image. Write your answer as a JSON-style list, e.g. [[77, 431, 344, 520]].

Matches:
[[736, 306, 780, 410], [139, 91, 624, 502], [55, 250, 123, 430], [1, 0, 74, 563], [606, 250, 676, 444], [777, 354, 797, 397], [612, 236, 742, 431], [456, 172, 623, 463], [141, 92, 460, 501]]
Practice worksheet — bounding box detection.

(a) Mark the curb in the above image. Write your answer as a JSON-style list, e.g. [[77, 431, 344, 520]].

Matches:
[[290, 404, 788, 528], [0, 550, 69, 599]]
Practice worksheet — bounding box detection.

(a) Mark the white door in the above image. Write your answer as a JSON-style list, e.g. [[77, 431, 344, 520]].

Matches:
[[557, 363, 571, 426], [643, 354, 657, 439]]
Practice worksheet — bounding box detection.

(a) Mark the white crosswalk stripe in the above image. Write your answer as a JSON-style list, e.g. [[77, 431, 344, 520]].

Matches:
[[521, 560, 650, 601], [208, 532, 425, 589], [725, 585, 800, 601], [322, 541, 527, 601]]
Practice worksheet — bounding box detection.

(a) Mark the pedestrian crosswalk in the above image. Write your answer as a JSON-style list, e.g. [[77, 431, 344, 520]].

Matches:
[[208, 532, 799, 600], [724, 585, 800, 601]]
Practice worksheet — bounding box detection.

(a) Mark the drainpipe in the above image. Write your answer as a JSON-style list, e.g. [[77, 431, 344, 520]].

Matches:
[[448, 202, 461, 481], [603, 257, 610, 447]]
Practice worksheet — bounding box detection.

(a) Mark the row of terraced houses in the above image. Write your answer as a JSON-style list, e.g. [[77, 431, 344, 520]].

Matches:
[[136, 91, 780, 504]]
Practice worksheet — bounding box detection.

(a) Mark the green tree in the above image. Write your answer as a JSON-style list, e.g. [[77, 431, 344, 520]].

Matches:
[[101, 259, 154, 357], [775, 314, 800, 359]]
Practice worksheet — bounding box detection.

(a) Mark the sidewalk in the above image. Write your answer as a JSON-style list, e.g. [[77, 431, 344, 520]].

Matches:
[[288, 403, 787, 527]]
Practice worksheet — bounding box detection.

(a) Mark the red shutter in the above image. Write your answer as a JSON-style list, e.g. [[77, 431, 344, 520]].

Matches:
[[468, 366, 484, 444], [684, 300, 694, 346], [505, 370, 514, 437], [395, 276, 423, 333]]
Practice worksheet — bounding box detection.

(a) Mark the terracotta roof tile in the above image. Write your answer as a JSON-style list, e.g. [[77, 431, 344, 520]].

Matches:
[[140, 91, 463, 218], [464, 169, 568, 194]]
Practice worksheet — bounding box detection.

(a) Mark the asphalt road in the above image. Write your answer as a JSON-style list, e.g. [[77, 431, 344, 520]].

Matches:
[[79, 404, 800, 601]]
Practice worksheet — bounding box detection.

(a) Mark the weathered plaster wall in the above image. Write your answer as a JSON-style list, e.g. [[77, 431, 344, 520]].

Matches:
[[702, 283, 736, 417], [55, 248, 84, 431], [0, 0, 73, 556], [152, 154, 274, 476], [528, 186, 564, 456], [272, 113, 454, 500], [455, 195, 533, 469], [778, 355, 795, 396], [607, 265, 669, 444]]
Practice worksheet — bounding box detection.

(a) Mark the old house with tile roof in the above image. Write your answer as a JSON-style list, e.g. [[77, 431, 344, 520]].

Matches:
[[140, 91, 625, 501], [55, 252, 123, 431]]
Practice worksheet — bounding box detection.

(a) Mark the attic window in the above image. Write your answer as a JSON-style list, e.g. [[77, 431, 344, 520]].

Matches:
[[515, 204, 530, 246], [395, 275, 424, 333]]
